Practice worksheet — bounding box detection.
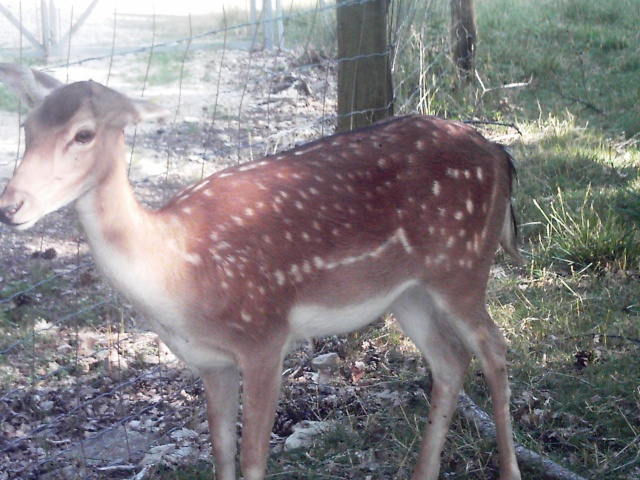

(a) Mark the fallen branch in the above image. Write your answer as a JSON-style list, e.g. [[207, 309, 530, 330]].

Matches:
[[457, 390, 587, 480], [463, 119, 523, 137], [556, 89, 605, 115], [475, 71, 533, 95]]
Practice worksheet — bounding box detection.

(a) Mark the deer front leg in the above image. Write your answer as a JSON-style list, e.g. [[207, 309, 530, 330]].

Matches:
[[238, 349, 285, 480], [201, 365, 241, 480]]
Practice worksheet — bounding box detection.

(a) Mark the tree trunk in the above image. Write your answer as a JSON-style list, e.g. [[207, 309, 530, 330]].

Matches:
[[450, 0, 476, 81], [336, 0, 393, 133]]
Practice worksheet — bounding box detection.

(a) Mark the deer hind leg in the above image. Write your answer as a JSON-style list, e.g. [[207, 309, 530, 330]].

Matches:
[[201, 364, 241, 480], [458, 307, 522, 480], [391, 286, 473, 480]]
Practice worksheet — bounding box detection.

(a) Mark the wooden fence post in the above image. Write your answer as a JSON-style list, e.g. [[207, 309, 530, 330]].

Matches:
[[336, 0, 393, 132]]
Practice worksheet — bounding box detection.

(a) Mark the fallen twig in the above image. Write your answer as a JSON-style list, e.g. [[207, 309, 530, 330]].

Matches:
[[457, 390, 587, 480]]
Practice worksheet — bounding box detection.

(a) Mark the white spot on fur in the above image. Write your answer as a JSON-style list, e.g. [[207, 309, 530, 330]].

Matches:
[[289, 264, 303, 283], [274, 270, 286, 286], [238, 163, 259, 172], [466, 199, 474, 214], [432, 181, 441, 196], [186, 253, 202, 265], [168, 239, 201, 265]]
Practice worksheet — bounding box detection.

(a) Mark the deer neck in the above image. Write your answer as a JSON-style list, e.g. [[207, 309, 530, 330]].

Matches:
[[72, 141, 236, 370], [73, 140, 189, 313]]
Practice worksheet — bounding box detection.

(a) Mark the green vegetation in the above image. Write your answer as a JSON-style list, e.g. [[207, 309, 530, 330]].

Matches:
[[394, 0, 640, 138], [137, 50, 191, 86], [0, 85, 21, 113]]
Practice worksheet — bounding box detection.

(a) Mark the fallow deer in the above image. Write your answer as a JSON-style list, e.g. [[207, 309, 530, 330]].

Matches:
[[0, 63, 523, 479]]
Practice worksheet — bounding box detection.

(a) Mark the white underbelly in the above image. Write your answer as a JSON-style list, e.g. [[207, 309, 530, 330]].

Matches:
[[288, 280, 418, 339]]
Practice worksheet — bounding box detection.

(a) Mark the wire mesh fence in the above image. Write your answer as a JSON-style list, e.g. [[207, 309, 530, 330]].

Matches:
[[0, 1, 454, 478]]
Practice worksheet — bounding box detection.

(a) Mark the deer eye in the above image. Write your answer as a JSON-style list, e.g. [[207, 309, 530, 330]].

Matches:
[[74, 130, 95, 144]]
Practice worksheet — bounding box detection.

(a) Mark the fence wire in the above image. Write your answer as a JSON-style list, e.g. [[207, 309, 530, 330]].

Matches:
[[0, 1, 452, 478]]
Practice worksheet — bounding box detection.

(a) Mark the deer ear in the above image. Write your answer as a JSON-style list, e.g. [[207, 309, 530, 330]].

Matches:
[[131, 98, 171, 124], [0, 63, 64, 108]]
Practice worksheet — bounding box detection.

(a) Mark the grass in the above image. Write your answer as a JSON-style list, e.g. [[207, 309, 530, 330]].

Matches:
[[134, 50, 192, 87], [533, 188, 640, 272], [0, 86, 21, 113], [479, 0, 640, 136], [391, 0, 640, 138]]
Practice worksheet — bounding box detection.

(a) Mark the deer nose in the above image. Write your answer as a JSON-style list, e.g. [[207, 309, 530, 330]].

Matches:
[[0, 200, 24, 225]]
